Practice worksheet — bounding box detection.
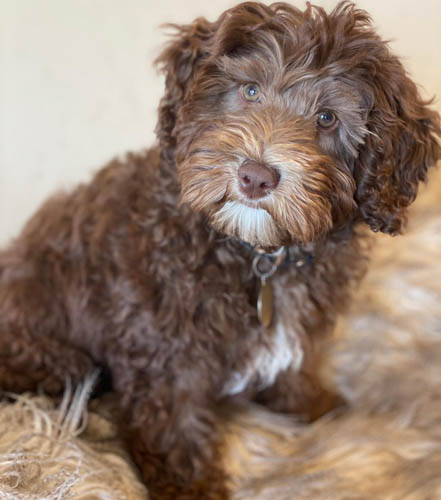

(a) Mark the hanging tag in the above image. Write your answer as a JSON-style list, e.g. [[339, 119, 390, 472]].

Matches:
[[257, 277, 273, 328], [252, 247, 285, 329]]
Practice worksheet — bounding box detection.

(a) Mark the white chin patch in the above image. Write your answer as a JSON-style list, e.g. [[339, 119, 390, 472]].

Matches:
[[214, 201, 278, 246]]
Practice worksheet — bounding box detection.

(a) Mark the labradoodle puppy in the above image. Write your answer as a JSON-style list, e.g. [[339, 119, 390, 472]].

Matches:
[[1, 1, 440, 498]]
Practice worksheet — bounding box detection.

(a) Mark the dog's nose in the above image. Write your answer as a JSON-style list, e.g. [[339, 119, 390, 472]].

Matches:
[[238, 161, 279, 200]]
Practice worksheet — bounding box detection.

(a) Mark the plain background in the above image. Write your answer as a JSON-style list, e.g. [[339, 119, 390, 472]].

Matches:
[[1, 0, 440, 245]]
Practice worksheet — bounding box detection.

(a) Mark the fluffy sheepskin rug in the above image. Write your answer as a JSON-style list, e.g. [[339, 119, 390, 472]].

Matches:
[[0, 170, 440, 500], [0, 377, 148, 499]]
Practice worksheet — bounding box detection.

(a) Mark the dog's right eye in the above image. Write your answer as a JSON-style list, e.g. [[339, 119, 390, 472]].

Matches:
[[242, 83, 261, 102], [317, 110, 338, 129]]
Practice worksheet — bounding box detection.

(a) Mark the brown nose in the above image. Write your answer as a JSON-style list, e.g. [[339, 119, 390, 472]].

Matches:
[[238, 161, 279, 200]]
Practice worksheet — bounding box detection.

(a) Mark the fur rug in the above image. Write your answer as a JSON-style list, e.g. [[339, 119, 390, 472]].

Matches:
[[0, 169, 440, 499], [0, 377, 148, 499]]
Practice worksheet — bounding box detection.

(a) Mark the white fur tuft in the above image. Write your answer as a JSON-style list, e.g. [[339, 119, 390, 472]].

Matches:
[[214, 201, 278, 246], [223, 323, 302, 396]]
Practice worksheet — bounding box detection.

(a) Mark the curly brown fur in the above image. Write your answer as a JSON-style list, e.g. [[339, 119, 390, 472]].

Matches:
[[0, 2, 440, 498]]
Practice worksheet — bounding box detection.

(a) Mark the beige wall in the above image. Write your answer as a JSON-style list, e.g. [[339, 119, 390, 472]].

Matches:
[[1, 0, 440, 244]]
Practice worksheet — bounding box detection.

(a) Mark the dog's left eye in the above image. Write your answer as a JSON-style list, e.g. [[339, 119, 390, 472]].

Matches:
[[242, 83, 261, 102], [317, 110, 338, 129]]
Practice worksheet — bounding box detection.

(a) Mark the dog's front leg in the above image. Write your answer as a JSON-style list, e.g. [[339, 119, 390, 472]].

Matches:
[[113, 367, 230, 500]]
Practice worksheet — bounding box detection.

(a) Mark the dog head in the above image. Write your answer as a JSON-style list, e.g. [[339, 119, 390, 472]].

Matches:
[[156, 1, 440, 248]]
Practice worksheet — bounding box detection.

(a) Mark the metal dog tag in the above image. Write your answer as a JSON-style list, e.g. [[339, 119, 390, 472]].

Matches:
[[257, 278, 273, 328], [252, 247, 285, 328]]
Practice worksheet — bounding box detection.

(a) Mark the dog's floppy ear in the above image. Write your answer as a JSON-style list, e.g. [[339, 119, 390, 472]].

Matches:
[[355, 52, 441, 235], [155, 19, 215, 158]]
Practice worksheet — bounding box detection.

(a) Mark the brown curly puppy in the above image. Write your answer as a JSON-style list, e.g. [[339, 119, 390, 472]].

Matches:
[[1, 2, 440, 498]]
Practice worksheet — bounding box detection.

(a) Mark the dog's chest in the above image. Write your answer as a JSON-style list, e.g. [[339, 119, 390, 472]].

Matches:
[[222, 321, 304, 396]]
